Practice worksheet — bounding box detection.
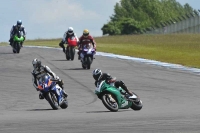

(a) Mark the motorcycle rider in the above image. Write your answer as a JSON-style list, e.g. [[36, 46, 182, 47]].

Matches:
[[78, 29, 96, 60], [59, 27, 79, 53], [92, 68, 134, 98], [31, 58, 68, 99], [9, 20, 26, 47]]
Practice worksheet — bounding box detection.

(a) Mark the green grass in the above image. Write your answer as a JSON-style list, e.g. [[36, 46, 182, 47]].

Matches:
[[4, 34, 200, 68], [94, 34, 200, 68]]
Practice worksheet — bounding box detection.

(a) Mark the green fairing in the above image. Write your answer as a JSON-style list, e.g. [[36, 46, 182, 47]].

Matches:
[[13, 35, 24, 42], [95, 81, 132, 109]]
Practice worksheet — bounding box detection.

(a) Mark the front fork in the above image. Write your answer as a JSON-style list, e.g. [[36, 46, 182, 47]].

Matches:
[[52, 85, 64, 105]]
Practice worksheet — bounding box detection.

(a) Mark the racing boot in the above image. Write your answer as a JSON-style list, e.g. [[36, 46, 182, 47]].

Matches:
[[39, 92, 44, 100], [77, 51, 81, 60], [120, 83, 133, 97], [21, 42, 23, 47], [9, 38, 13, 46], [59, 41, 65, 53], [57, 79, 68, 98]]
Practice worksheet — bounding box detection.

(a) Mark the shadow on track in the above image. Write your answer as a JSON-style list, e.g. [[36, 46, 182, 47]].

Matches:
[[86, 110, 132, 113], [51, 59, 68, 61], [0, 53, 14, 54], [64, 68, 87, 70], [27, 109, 55, 111]]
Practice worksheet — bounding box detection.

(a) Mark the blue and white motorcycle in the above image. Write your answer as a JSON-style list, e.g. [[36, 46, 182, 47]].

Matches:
[[80, 43, 96, 69], [37, 74, 68, 110]]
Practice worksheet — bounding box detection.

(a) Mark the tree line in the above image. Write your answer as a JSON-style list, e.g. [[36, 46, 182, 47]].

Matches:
[[101, 0, 197, 35]]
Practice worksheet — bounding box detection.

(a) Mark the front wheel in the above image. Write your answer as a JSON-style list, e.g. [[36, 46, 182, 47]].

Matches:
[[101, 94, 118, 112], [86, 56, 92, 69], [45, 92, 59, 110], [65, 48, 70, 60], [16, 43, 21, 53]]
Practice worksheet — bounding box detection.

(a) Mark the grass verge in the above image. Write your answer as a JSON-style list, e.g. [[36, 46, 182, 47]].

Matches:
[[5, 34, 200, 68]]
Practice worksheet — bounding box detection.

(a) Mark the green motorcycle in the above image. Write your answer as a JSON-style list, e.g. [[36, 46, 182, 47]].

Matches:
[[95, 80, 143, 112], [12, 33, 25, 53]]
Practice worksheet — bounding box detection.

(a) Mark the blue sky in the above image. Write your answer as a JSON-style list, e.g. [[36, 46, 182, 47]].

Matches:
[[0, 0, 199, 42]]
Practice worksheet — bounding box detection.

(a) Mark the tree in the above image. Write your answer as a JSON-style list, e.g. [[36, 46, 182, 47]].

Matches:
[[101, 0, 194, 35]]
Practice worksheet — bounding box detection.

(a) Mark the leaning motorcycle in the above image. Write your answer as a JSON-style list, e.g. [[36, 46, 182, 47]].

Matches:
[[37, 74, 68, 110], [80, 43, 96, 69], [65, 36, 78, 61], [95, 80, 143, 112], [12, 31, 24, 53]]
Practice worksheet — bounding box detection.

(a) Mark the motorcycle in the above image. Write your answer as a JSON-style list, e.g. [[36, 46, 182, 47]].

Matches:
[[12, 31, 25, 53], [95, 80, 143, 112], [80, 43, 96, 69], [37, 74, 68, 110], [65, 36, 78, 61]]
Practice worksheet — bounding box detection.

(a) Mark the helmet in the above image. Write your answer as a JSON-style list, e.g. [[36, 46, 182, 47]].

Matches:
[[83, 29, 89, 37], [67, 27, 74, 35], [32, 58, 41, 70], [93, 68, 102, 81], [17, 20, 22, 27]]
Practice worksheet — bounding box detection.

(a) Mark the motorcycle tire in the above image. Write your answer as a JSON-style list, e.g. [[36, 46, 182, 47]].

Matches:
[[86, 56, 92, 69], [45, 92, 59, 110], [65, 48, 70, 60], [82, 63, 86, 69], [70, 47, 75, 61], [16, 43, 21, 53], [102, 94, 118, 112], [60, 99, 68, 109], [131, 100, 143, 110]]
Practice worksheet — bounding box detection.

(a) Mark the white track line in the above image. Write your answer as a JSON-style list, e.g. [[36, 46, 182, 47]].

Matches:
[[25, 46, 200, 75]]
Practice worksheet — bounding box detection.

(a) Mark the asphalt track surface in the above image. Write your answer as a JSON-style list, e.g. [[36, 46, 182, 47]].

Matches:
[[0, 46, 200, 133]]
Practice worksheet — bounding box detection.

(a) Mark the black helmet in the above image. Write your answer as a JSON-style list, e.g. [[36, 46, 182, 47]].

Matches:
[[32, 58, 41, 70], [93, 68, 102, 81]]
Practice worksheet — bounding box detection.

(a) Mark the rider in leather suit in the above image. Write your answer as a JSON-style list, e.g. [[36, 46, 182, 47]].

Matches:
[[92, 69, 133, 97], [59, 27, 79, 53], [31, 58, 68, 99], [9, 20, 26, 46], [78, 29, 96, 60]]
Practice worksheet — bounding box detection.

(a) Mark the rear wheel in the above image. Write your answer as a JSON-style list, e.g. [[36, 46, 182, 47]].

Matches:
[[102, 94, 118, 112], [131, 100, 143, 110], [82, 63, 86, 69], [70, 47, 75, 61], [129, 93, 143, 110], [45, 92, 59, 110], [60, 98, 68, 109], [65, 48, 70, 60]]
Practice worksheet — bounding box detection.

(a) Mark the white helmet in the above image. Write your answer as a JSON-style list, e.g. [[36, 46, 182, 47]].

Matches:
[[67, 27, 74, 35]]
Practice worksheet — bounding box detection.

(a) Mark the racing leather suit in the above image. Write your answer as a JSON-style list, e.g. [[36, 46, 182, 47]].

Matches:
[[78, 35, 96, 58], [59, 32, 79, 53], [9, 24, 26, 46], [94, 73, 133, 96], [31, 65, 65, 95]]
